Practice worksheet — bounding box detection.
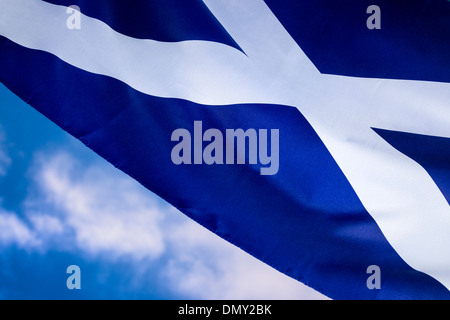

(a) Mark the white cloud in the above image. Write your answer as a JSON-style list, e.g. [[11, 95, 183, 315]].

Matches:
[[27, 152, 166, 261], [0, 209, 40, 248], [28, 214, 64, 236], [0, 149, 328, 299]]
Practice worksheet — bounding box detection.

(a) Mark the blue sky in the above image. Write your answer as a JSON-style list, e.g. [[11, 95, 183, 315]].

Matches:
[[0, 83, 327, 300]]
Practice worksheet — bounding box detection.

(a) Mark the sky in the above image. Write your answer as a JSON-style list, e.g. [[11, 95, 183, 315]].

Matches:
[[0, 82, 328, 300]]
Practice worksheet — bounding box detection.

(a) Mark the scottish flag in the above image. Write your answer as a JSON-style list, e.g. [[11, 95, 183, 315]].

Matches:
[[0, 0, 449, 299]]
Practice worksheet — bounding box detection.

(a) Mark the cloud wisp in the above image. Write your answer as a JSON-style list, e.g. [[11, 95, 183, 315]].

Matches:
[[0, 129, 11, 176]]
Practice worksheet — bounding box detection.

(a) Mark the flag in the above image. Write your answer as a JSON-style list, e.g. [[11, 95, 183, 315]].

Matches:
[[0, 0, 449, 299]]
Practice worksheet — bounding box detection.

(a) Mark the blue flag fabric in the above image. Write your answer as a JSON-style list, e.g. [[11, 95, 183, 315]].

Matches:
[[0, 0, 449, 299]]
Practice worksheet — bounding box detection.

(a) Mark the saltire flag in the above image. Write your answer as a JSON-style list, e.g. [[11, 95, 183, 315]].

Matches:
[[0, 0, 449, 300]]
